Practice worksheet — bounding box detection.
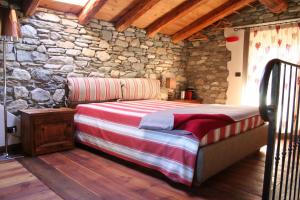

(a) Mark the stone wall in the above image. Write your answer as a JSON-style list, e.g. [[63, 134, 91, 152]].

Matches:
[[2, 0, 300, 110], [185, 31, 230, 104], [185, 0, 300, 104], [0, 8, 187, 114], [227, 0, 300, 27]]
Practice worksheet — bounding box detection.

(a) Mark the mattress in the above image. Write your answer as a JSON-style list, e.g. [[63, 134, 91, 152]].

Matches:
[[74, 100, 264, 186]]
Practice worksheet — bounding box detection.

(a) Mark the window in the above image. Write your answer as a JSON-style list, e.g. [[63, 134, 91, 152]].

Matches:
[[243, 23, 300, 106]]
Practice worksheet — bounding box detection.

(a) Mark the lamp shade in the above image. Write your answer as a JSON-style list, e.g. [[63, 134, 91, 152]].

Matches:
[[166, 78, 176, 89], [1, 8, 21, 39]]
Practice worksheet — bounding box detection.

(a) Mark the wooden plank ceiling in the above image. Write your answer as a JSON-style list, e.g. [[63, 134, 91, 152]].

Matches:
[[24, 0, 288, 42]]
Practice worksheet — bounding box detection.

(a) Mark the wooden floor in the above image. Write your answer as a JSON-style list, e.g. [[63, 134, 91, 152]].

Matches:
[[0, 146, 266, 200], [0, 160, 61, 200]]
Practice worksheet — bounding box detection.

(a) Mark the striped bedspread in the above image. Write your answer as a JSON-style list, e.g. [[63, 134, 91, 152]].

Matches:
[[74, 100, 264, 186]]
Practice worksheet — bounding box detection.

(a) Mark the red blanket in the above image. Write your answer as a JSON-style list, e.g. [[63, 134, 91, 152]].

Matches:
[[174, 114, 235, 140]]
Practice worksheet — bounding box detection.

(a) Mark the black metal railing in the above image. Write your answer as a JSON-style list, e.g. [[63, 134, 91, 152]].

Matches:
[[260, 59, 300, 200]]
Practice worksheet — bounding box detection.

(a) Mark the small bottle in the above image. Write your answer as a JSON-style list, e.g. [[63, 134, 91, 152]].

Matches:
[[186, 87, 195, 100], [180, 91, 185, 100]]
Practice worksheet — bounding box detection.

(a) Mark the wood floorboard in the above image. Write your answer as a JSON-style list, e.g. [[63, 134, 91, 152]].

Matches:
[[2, 146, 268, 200], [0, 180, 49, 200], [70, 147, 245, 199], [46, 147, 265, 200], [40, 153, 148, 200], [18, 157, 100, 200], [200, 181, 261, 200], [211, 171, 262, 196], [0, 160, 61, 200], [62, 149, 198, 200], [199, 159, 263, 199]]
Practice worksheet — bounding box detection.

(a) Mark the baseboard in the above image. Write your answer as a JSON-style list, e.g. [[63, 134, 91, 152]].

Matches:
[[0, 143, 22, 154]]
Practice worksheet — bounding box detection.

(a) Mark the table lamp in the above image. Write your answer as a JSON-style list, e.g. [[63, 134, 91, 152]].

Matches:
[[166, 78, 176, 100]]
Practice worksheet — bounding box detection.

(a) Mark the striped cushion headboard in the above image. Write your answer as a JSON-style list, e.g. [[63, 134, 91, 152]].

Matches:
[[67, 77, 122, 104], [120, 78, 160, 100]]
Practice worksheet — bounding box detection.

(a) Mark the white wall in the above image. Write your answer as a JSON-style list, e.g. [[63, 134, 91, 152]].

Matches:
[[0, 105, 20, 147], [225, 28, 245, 105]]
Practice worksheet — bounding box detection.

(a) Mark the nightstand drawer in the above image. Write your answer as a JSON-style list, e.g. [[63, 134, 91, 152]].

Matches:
[[35, 122, 74, 154]]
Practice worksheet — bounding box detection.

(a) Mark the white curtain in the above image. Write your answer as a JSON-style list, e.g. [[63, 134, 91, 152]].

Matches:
[[243, 23, 300, 106], [244, 23, 300, 132]]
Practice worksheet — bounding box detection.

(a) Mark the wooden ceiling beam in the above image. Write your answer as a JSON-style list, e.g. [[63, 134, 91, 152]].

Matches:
[[78, 0, 107, 25], [146, 0, 206, 38], [2, 8, 21, 38], [259, 0, 287, 13], [172, 0, 255, 43], [23, 0, 40, 17], [115, 0, 160, 32]]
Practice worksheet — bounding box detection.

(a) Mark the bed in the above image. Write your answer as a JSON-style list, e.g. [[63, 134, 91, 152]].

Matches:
[[67, 77, 268, 186]]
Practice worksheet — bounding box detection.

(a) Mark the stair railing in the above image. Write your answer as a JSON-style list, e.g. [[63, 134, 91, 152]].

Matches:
[[260, 59, 300, 200]]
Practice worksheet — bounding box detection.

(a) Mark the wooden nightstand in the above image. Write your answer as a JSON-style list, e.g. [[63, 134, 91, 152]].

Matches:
[[20, 108, 75, 156], [172, 99, 202, 104]]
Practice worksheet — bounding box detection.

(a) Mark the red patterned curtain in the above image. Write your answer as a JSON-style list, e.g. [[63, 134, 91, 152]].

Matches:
[[243, 23, 300, 106]]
